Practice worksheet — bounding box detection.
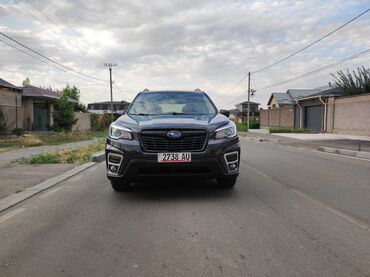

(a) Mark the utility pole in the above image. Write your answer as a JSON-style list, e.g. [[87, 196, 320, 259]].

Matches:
[[104, 63, 117, 120], [247, 72, 251, 131]]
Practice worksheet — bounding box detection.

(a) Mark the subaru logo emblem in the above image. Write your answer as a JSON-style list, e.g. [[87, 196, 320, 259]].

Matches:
[[167, 130, 181, 139]]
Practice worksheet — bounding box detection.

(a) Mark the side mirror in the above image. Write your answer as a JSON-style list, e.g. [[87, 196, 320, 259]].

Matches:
[[116, 110, 125, 116], [219, 109, 230, 118]]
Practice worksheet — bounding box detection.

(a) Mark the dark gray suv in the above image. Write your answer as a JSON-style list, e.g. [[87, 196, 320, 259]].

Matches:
[[105, 89, 240, 191]]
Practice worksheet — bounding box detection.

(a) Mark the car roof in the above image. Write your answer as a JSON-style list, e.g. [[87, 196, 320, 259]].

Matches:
[[139, 89, 205, 94]]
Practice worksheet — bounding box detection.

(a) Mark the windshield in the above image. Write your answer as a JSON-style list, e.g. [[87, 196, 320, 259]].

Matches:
[[128, 92, 217, 115]]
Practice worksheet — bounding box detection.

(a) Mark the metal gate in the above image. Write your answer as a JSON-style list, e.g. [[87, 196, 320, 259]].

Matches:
[[33, 102, 48, 131], [304, 105, 322, 133]]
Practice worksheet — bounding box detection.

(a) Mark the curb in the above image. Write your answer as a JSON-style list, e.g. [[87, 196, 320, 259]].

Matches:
[[239, 135, 280, 143], [318, 146, 370, 160], [92, 150, 105, 162], [0, 162, 97, 213]]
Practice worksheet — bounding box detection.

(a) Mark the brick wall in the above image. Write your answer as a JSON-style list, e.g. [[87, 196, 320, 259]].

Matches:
[[327, 93, 370, 136], [0, 88, 23, 130], [260, 106, 294, 128], [72, 112, 91, 132]]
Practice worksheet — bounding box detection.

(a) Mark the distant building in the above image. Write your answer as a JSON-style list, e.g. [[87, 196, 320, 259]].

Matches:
[[0, 78, 83, 131], [22, 85, 63, 131], [229, 101, 260, 123], [87, 101, 130, 114], [267, 89, 321, 109], [0, 78, 23, 130]]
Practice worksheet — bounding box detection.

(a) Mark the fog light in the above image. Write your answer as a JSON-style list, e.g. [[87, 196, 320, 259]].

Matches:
[[110, 165, 118, 172], [229, 163, 237, 170]]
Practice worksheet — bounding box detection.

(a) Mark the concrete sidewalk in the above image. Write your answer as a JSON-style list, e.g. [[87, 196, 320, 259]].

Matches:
[[273, 133, 370, 141], [239, 131, 370, 153], [0, 138, 102, 200]]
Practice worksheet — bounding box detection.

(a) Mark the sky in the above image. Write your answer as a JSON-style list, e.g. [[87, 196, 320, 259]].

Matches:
[[0, 0, 369, 109]]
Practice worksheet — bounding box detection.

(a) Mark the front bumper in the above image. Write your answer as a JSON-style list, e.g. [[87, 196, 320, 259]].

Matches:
[[105, 136, 240, 181]]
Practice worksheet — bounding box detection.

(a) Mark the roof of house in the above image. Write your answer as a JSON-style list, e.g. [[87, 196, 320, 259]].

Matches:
[[236, 101, 260, 105], [287, 89, 321, 100], [88, 101, 130, 105], [228, 108, 240, 114], [267, 92, 294, 106], [0, 78, 22, 91], [297, 87, 343, 101], [22, 85, 61, 100], [307, 87, 342, 97]]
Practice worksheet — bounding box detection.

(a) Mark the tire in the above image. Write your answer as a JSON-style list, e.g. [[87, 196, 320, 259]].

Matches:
[[110, 178, 131, 192], [217, 176, 237, 188]]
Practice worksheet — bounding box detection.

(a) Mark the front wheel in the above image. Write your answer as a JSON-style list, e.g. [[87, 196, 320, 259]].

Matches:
[[217, 176, 237, 188], [110, 178, 131, 192]]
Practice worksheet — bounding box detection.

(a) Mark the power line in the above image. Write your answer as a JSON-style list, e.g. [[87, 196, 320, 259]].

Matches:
[[252, 8, 370, 74], [224, 8, 370, 96], [12, 0, 107, 65], [222, 48, 370, 106], [0, 31, 108, 82], [34, 0, 108, 63], [114, 83, 132, 101], [0, 38, 106, 86], [256, 48, 370, 90]]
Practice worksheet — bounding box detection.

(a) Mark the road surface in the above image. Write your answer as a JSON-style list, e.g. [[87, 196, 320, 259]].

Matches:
[[0, 138, 369, 276]]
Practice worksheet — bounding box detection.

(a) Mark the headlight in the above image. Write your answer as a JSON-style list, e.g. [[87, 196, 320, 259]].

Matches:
[[109, 124, 133, 140], [215, 122, 237, 139]]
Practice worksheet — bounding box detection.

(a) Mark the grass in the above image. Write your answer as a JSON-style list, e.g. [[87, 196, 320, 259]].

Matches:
[[269, 127, 311, 133], [17, 141, 105, 164], [0, 129, 108, 153], [236, 122, 248, 132]]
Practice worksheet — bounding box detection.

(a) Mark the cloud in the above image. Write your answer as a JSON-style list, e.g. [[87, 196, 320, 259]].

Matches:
[[0, 0, 369, 108]]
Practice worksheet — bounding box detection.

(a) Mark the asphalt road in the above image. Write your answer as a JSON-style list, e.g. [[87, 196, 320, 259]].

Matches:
[[0, 138, 370, 276]]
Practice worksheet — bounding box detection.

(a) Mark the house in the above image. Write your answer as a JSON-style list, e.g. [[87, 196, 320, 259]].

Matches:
[[22, 85, 61, 131], [0, 78, 23, 130], [261, 85, 345, 132], [267, 92, 294, 109], [229, 101, 260, 123], [0, 78, 93, 133], [295, 87, 342, 132], [87, 101, 130, 114]]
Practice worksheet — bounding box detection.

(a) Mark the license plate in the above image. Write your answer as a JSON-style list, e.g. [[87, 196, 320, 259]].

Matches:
[[157, 152, 191, 163]]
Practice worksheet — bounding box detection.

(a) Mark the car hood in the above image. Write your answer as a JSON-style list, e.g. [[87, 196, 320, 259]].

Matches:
[[114, 113, 230, 133]]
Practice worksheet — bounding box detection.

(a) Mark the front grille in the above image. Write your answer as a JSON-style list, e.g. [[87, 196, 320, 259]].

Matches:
[[138, 166, 210, 176], [140, 129, 207, 152]]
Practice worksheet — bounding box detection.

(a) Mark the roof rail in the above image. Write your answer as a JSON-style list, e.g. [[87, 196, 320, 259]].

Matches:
[[142, 88, 150, 92], [194, 88, 203, 92]]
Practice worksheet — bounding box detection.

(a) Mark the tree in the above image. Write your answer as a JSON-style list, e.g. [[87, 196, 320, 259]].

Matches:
[[53, 94, 77, 132], [22, 77, 31, 86], [61, 84, 86, 112], [331, 66, 370, 96]]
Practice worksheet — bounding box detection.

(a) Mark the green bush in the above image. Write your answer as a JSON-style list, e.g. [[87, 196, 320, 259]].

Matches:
[[23, 153, 61, 164], [17, 142, 105, 164], [236, 122, 248, 132], [90, 113, 99, 130], [269, 128, 311, 133], [249, 119, 260, 129], [236, 119, 260, 132], [11, 128, 24, 137], [53, 94, 77, 132], [98, 113, 114, 130], [0, 107, 7, 135]]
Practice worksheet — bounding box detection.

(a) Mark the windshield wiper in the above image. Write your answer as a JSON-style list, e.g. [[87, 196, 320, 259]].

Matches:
[[162, 112, 209, 115], [129, 113, 158, 116]]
